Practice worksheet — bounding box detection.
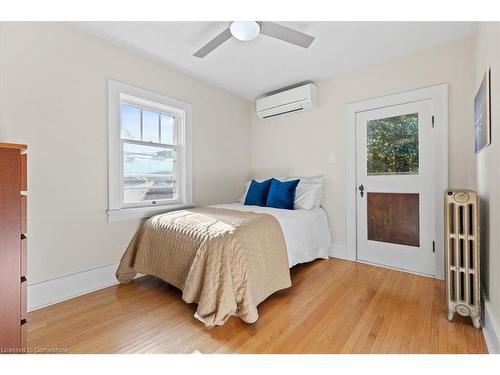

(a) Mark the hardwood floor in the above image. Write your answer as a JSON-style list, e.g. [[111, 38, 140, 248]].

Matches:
[[27, 259, 487, 354]]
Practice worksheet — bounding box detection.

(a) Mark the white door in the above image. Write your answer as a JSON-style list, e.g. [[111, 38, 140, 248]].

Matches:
[[355, 99, 435, 276]]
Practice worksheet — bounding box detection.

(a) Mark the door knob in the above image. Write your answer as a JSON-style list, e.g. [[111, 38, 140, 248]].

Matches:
[[358, 184, 364, 198]]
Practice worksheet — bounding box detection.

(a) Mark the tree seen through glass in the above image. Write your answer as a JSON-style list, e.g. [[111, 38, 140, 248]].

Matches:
[[366, 113, 419, 175]]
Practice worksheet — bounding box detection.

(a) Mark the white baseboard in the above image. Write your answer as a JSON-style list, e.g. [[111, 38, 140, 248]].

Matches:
[[483, 296, 500, 354], [329, 242, 347, 260], [27, 263, 121, 312]]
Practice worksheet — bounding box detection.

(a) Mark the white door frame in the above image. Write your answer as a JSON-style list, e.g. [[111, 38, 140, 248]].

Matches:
[[346, 84, 448, 280]]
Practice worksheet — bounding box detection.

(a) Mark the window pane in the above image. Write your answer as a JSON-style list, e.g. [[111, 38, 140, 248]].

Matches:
[[366, 113, 419, 175], [121, 104, 141, 140], [123, 143, 175, 203], [142, 110, 160, 143], [161, 114, 175, 145]]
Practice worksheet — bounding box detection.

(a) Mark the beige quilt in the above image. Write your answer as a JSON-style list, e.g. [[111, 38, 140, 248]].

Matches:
[[116, 207, 291, 326]]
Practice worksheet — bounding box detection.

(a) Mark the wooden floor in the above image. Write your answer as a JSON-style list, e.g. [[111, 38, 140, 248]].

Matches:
[[27, 259, 487, 354]]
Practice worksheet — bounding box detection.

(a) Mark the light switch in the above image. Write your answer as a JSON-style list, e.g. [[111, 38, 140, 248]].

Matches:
[[328, 154, 336, 164]]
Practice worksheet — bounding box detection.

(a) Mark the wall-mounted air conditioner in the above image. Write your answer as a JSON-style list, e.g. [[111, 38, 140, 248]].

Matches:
[[256, 83, 317, 120]]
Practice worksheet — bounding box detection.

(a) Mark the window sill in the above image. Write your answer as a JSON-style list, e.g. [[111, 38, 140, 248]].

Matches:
[[107, 203, 194, 222]]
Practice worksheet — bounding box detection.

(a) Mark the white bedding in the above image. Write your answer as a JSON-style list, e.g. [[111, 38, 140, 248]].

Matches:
[[211, 203, 332, 268]]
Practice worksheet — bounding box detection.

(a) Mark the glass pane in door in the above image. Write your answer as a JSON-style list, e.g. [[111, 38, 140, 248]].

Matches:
[[366, 113, 419, 175]]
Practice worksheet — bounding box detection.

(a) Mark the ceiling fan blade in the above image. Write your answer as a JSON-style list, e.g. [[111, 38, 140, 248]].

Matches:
[[260, 22, 315, 48], [193, 28, 232, 58]]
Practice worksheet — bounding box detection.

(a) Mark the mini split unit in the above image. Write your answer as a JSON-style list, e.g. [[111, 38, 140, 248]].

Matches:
[[256, 83, 317, 119]]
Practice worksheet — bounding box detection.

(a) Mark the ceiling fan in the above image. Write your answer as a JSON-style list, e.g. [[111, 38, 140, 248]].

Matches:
[[193, 21, 315, 58]]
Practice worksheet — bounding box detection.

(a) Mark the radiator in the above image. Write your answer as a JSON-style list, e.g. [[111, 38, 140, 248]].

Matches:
[[445, 190, 481, 329]]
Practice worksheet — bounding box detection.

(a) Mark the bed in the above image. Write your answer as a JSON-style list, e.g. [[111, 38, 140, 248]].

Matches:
[[116, 203, 331, 327], [211, 203, 331, 267]]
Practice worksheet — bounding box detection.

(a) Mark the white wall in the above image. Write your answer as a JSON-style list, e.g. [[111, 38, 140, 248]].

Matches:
[[0, 22, 252, 285], [474, 22, 500, 352], [251, 36, 476, 245]]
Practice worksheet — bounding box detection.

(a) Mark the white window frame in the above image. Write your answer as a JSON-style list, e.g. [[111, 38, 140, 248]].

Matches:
[[107, 79, 193, 222]]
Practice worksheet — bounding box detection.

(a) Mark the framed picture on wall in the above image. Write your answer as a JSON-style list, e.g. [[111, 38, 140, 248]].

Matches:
[[474, 68, 491, 154]]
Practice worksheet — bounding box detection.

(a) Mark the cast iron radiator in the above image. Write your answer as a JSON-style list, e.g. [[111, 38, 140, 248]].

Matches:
[[445, 190, 481, 329]]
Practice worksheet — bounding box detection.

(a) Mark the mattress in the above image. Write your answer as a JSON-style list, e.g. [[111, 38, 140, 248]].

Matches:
[[210, 203, 332, 267]]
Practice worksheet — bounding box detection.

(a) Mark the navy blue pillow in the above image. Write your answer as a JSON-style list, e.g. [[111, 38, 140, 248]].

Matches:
[[266, 179, 300, 210], [244, 179, 273, 206]]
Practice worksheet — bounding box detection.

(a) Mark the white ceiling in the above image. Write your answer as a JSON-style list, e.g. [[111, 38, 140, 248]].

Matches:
[[75, 21, 476, 100]]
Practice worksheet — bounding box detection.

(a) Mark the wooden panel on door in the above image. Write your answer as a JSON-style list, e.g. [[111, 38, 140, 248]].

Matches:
[[367, 192, 420, 247]]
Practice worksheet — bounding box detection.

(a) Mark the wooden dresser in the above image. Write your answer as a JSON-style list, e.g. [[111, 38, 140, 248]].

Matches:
[[0, 142, 28, 354]]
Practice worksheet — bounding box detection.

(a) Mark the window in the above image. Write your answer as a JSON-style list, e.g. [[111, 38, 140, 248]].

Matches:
[[121, 103, 177, 205], [108, 80, 192, 221]]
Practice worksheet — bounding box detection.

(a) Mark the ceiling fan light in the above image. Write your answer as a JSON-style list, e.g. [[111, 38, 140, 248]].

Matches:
[[230, 21, 260, 41]]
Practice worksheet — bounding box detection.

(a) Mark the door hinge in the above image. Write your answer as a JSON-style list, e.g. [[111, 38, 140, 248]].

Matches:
[[432, 241, 436, 253], [432, 115, 435, 128]]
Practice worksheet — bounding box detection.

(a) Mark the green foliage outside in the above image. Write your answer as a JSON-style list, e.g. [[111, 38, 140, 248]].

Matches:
[[367, 113, 419, 175]]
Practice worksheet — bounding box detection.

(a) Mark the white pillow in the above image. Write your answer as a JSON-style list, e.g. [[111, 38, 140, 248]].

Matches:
[[294, 182, 320, 210], [285, 175, 324, 207], [238, 181, 252, 203]]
